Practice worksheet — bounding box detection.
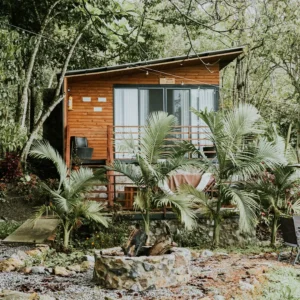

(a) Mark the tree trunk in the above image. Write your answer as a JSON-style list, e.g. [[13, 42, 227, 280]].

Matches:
[[63, 225, 71, 249], [21, 94, 64, 161], [271, 213, 279, 246], [18, 0, 62, 127], [144, 208, 150, 236], [212, 215, 221, 248], [212, 199, 222, 248], [21, 23, 90, 163]]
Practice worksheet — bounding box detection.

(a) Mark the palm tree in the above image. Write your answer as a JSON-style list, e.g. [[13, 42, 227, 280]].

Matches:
[[108, 111, 199, 237], [29, 141, 108, 249], [248, 165, 300, 246], [179, 104, 287, 248]]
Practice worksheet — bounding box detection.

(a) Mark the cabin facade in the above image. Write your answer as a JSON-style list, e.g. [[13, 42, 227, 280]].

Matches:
[[59, 47, 243, 207]]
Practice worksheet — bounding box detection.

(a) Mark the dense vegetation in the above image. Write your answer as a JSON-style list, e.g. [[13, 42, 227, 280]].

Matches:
[[1, 0, 300, 250]]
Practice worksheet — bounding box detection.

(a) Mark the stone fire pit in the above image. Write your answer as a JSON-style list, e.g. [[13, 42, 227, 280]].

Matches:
[[93, 247, 191, 291]]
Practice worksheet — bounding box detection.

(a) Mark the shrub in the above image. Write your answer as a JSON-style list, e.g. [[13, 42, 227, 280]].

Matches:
[[0, 221, 21, 239], [0, 182, 7, 200], [12, 174, 43, 203], [0, 152, 22, 182], [73, 220, 129, 249]]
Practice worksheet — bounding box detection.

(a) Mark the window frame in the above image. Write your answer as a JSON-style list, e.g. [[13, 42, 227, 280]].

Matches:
[[113, 84, 219, 127]]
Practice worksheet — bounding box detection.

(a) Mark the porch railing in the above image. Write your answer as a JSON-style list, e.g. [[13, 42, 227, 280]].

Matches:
[[65, 124, 215, 209]]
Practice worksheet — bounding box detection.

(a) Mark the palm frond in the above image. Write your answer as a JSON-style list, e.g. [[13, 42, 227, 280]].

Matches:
[[222, 104, 265, 140], [30, 205, 53, 226], [67, 167, 97, 198], [156, 195, 197, 230], [133, 191, 147, 211], [41, 183, 71, 214], [29, 140, 68, 190], [82, 201, 109, 227], [140, 111, 177, 163], [177, 184, 215, 217], [256, 138, 287, 167], [291, 199, 300, 214], [108, 160, 143, 186], [224, 186, 258, 233]]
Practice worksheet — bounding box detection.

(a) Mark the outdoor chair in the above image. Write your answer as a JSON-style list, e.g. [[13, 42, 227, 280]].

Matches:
[[72, 136, 94, 160], [278, 216, 300, 265]]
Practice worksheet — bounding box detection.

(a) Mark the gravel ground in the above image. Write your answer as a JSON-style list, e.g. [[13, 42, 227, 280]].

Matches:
[[0, 242, 289, 300], [0, 269, 204, 299], [0, 242, 204, 300]]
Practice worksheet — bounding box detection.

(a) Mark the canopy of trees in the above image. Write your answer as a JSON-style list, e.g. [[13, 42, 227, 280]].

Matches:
[[0, 0, 300, 160]]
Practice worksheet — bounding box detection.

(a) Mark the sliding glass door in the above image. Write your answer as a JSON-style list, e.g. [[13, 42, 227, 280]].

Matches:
[[114, 86, 217, 158], [139, 88, 164, 125]]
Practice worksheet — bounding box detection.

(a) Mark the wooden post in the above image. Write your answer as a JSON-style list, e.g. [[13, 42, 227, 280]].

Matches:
[[107, 125, 114, 207], [65, 125, 71, 169]]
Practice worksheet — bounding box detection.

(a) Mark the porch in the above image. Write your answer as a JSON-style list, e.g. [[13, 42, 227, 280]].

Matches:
[[65, 124, 215, 209]]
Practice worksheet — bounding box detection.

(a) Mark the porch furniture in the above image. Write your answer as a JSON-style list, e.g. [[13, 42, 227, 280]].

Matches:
[[73, 136, 94, 159], [278, 216, 300, 265]]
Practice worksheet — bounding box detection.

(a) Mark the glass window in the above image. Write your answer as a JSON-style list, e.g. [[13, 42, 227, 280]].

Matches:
[[114, 86, 217, 155], [139, 89, 164, 125], [114, 88, 139, 159], [191, 88, 215, 148]]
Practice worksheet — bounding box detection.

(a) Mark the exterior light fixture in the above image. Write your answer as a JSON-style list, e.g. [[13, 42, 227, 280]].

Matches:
[[68, 96, 73, 110]]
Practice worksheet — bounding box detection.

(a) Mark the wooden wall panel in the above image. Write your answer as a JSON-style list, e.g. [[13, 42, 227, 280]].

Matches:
[[65, 64, 219, 162]]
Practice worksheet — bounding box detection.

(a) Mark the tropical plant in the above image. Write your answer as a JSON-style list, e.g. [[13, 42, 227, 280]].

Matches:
[[178, 104, 287, 248], [248, 165, 300, 246], [108, 111, 199, 237], [29, 140, 109, 249]]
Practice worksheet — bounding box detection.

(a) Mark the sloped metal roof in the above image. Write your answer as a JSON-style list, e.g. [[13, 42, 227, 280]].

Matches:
[[65, 46, 244, 77]]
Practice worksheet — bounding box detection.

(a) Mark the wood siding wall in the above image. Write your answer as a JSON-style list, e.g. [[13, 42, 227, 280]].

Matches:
[[65, 63, 219, 164]]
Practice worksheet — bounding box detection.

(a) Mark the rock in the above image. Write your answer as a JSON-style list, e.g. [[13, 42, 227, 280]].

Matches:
[[215, 252, 228, 257], [31, 266, 46, 274], [16, 251, 28, 260], [39, 295, 56, 300], [10, 254, 20, 260], [45, 268, 53, 274], [67, 264, 81, 272], [100, 247, 124, 256], [36, 245, 50, 254], [25, 249, 42, 257], [214, 295, 225, 300], [190, 250, 200, 260], [94, 247, 190, 291], [21, 267, 32, 274], [82, 255, 95, 263], [0, 289, 38, 299], [239, 280, 254, 291], [0, 258, 24, 272], [54, 266, 69, 277], [80, 261, 91, 272], [201, 249, 214, 257]]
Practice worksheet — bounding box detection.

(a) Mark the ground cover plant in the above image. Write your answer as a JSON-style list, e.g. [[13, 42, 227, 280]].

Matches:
[[259, 267, 300, 300], [0, 221, 22, 239]]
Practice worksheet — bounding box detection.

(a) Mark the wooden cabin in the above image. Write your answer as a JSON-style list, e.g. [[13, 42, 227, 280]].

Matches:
[[57, 46, 243, 207]]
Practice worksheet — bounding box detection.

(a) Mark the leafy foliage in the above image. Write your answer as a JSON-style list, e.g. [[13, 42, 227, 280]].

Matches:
[[108, 111, 199, 235], [0, 221, 22, 239], [0, 152, 23, 182], [187, 104, 285, 247], [29, 140, 109, 249]]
